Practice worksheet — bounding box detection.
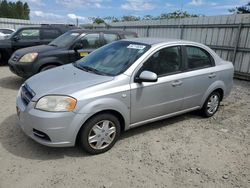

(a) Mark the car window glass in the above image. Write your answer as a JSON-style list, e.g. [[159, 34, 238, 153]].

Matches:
[[80, 34, 100, 49], [186, 46, 213, 69], [0, 29, 13, 34], [143, 46, 181, 76], [41, 29, 61, 39], [18, 29, 40, 40], [103, 33, 119, 43]]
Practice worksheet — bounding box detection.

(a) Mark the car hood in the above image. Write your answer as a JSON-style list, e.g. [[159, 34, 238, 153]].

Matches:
[[14, 44, 62, 56], [25, 64, 114, 101]]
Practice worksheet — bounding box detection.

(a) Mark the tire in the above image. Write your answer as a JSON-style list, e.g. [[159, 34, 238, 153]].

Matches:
[[79, 113, 121, 154], [200, 91, 221, 117], [40, 65, 58, 72]]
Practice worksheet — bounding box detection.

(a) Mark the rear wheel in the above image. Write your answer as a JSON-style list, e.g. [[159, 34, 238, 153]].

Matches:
[[40, 65, 58, 72], [79, 113, 121, 154], [201, 91, 221, 117]]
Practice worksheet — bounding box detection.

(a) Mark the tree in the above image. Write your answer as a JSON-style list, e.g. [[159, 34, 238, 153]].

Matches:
[[0, 0, 30, 19], [229, 2, 250, 14]]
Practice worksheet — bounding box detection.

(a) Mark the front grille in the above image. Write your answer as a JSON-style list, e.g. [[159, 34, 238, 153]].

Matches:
[[21, 84, 35, 105], [33, 129, 51, 141]]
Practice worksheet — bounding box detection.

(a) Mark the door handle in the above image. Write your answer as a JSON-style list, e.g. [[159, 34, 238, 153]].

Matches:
[[171, 80, 182, 87], [208, 73, 216, 78]]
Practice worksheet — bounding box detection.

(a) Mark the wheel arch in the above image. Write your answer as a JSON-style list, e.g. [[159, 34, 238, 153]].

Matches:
[[75, 109, 126, 145], [201, 80, 225, 107]]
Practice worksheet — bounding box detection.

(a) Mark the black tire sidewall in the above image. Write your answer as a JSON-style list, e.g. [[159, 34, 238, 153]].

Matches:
[[80, 113, 121, 154]]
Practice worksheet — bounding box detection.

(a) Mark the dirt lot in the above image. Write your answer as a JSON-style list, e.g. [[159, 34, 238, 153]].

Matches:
[[0, 66, 249, 188]]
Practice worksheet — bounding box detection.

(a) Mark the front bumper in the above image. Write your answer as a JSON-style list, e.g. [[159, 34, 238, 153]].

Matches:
[[8, 59, 34, 78], [16, 89, 90, 147]]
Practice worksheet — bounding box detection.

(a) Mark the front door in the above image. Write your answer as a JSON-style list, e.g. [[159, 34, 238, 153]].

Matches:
[[130, 46, 184, 124], [12, 28, 41, 51], [68, 33, 101, 63]]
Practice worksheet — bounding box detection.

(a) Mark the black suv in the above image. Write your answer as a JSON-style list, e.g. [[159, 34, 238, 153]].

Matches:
[[0, 24, 78, 65], [8, 29, 138, 78]]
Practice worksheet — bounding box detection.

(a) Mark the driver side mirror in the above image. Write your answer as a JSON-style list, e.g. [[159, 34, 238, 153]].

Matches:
[[74, 43, 84, 52], [13, 35, 20, 41], [135, 71, 158, 83]]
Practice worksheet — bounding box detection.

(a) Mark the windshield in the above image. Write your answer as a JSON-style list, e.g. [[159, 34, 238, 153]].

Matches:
[[49, 32, 81, 47], [74, 41, 150, 76]]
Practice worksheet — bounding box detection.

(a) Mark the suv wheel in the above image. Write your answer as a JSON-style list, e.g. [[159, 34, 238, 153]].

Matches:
[[79, 113, 121, 154], [201, 91, 221, 117], [40, 65, 57, 72]]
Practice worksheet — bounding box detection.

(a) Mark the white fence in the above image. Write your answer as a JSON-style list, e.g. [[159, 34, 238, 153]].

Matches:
[[0, 18, 41, 30], [84, 14, 250, 80]]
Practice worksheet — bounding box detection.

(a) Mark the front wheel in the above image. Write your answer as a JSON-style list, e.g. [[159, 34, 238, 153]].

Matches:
[[79, 113, 121, 154], [200, 91, 221, 117]]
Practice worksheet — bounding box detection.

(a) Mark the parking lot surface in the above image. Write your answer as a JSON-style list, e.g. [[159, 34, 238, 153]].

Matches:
[[0, 66, 249, 188]]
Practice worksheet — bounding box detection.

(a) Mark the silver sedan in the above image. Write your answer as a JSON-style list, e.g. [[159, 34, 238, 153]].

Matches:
[[16, 38, 234, 154]]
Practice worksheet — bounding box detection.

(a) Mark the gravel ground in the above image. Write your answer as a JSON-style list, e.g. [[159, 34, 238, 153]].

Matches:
[[0, 66, 249, 188]]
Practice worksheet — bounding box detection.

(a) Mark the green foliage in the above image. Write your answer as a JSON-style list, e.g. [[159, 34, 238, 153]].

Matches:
[[229, 2, 250, 14], [0, 0, 30, 20], [92, 10, 199, 24]]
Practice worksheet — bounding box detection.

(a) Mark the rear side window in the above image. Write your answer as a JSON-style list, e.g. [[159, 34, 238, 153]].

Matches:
[[103, 33, 119, 43], [41, 29, 61, 39], [186, 46, 214, 69]]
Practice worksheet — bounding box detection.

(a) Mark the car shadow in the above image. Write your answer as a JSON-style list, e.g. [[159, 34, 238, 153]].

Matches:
[[0, 112, 202, 160], [0, 75, 25, 90], [120, 111, 202, 140]]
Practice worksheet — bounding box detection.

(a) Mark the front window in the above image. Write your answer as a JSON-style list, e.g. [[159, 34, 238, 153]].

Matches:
[[18, 29, 40, 40], [49, 31, 81, 47], [74, 41, 150, 76]]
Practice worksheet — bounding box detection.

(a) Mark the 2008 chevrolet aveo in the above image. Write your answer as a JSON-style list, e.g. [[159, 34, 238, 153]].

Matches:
[[16, 38, 234, 154]]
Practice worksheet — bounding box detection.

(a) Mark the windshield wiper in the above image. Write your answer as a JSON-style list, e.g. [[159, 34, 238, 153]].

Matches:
[[81, 66, 107, 75]]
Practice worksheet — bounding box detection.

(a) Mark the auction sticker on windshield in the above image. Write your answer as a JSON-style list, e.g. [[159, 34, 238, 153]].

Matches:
[[127, 44, 146, 50]]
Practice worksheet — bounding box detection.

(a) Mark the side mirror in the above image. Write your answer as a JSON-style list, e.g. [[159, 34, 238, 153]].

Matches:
[[13, 35, 20, 41], [135, 71, 158, 83], [74, 43, 83, 51]]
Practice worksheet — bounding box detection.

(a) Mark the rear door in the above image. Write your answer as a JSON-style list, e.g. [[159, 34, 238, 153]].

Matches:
[[68, 33, 101, 62], [12, 28, 41, 51], [181, 45, 217, 110]]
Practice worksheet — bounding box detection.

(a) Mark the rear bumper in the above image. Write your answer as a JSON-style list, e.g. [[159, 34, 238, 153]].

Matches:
[[16, 88, 91, 147]]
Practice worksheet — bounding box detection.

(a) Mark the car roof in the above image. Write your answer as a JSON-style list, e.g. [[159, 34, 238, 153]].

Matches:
[[121, 37, 209, 47], [68, 29, 137, 35], [121, 38, 182, 45]]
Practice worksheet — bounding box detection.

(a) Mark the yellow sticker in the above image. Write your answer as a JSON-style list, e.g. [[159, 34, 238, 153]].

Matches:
[[80, 52, 88, 57]]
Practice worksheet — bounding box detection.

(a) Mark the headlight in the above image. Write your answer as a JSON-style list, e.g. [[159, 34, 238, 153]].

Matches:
[[35, 95, 77, 112], [19, 53, 38, 63]]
